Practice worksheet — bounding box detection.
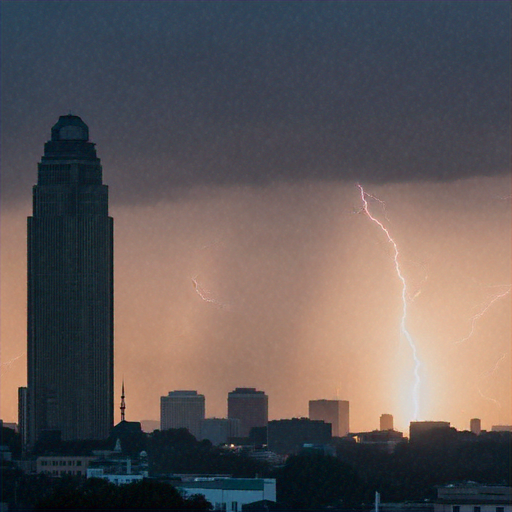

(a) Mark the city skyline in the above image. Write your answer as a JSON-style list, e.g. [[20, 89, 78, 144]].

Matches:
[[1, 1, 510, 435]]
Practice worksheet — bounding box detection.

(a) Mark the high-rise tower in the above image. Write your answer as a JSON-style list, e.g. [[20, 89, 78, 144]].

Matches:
[[27, 115, 113, 446]]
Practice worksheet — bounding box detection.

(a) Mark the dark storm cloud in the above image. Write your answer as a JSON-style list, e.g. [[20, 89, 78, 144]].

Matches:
[[1, 1, 510, 205]]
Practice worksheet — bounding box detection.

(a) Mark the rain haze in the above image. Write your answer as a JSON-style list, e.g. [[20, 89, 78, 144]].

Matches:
[[1, 1, 510, 434]]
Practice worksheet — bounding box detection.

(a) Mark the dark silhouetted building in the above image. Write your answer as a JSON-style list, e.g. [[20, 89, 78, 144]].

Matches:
[[160, 390, 205, 438], [308, 399, 349, 437], [470, 418, 481, 435], [380, 413, 394, 431], [228, 388, 268, 438], [268, 418, 332, 455], [199, 418, 241, 446], [27, 115, 114, 446], [409, 421, 451, 442]]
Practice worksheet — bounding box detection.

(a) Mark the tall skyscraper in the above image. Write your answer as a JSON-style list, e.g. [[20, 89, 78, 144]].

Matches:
[[27, 115, 114, 446], [470, 418, 481, 435], [309, 399, 349, 437], [227, 388, 268, 438], [160, 391, 205, 438]]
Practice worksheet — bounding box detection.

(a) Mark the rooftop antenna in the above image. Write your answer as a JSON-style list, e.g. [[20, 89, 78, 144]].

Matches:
[[120, 378, 126, 422]]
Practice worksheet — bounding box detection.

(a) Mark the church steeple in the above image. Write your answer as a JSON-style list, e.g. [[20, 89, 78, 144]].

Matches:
[[120, 380, 126, 422]]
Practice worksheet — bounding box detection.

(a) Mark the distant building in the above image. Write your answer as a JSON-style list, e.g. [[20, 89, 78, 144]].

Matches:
[[37, 455, 96, 477], [351, 429, 404, 453], [470, 418, 481, 435], [268, 418, 331, 455], [86, 443, 149, 485], [200, 418, 241, 446], [176, 476, 276, 512], [491, 425, 512, 432], [308, 399, 349, 437], [434, 484, 511, 512], [409, 421, 451, 442], [228, 388, 268, 438], [160, 391, 205, 438], [380, 414, 394, 431]]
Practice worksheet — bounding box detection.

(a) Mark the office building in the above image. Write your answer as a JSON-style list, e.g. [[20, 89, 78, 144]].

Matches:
[[27, 115, 114, 446], [18, 387, 29, 453], [268, 418, 332, 455], [160, 390, 205, 438], [228, 388, 268, 438], [380, 414, 394, 431], [409, 421, 451, 442], [470, 418, 481, 435], [308, 399, 349, 437], [200, 418, 241, 446]]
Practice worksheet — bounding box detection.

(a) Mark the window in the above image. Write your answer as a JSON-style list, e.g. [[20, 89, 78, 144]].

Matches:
[[231, 502, 238, 511], [77, 460, 82, 466], [452, 507, 460, 512]]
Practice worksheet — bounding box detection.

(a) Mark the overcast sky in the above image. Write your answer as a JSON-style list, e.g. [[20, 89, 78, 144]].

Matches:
[[1, 1, 510, 433]]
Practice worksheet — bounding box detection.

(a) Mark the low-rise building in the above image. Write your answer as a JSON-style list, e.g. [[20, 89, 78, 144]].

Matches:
[[37, 455, 96, 477], [177, 477, 276, 512], [434, 484, 511, 512]]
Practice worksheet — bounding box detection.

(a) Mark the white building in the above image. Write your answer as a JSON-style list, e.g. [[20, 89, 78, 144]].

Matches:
[[434, 484, 511, 512], [177, 477, 276, 512]]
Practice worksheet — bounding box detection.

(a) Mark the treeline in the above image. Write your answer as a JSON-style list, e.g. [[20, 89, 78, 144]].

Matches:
[[1, 427, 510, 511]]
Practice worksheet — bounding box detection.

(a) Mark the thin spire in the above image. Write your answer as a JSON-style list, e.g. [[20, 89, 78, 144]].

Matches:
[[120, 378, 126, 422]]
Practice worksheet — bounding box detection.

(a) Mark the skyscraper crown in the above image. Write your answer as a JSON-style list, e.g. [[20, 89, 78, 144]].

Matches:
[[51, 114, 89, 141]]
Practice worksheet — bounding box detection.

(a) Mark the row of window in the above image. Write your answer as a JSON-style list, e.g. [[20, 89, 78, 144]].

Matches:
[[40, 460, 83, 466], [42, 470, 82, 476], [453, 507, 505, 512]]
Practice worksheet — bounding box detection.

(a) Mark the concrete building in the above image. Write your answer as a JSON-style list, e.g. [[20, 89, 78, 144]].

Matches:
[[380, 414, 394, 431], [228, 388, 268, 438], [27, 115, 113, 446], [37, 455, 96, 477], [434, 484, 511, 512], [177, 477, 276, 512], [160, 390, 205, 438], [200, 418, 241, 446], [309, 399, 349, 437], [491, 425, 512, 432], [470, 418, 481, 435], [268, 418, 332, 455]]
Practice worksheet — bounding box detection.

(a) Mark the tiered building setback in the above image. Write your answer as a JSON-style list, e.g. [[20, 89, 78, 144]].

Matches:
[[27, 115, 114, 446]]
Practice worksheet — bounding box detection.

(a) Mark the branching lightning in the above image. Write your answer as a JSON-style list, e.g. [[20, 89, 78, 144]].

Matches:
[[455, 286, 511, 345], [357, 184, 421, 420]]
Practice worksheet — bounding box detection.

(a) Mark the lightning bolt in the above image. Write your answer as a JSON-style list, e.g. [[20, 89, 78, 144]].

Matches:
[[357, 184, 421, 420], [455, 286, 511, 345], [192, 276, 231, 310], [0, 352, 25, 372]]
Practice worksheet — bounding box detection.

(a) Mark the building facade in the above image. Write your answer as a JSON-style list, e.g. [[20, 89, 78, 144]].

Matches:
[[434, 484, 511, 512], [177, 477, 276, 512], [380, 414, 394, 431], [160, 391, 205, 438], [200, 418, 241, 446], [267, 418, 332, 455], [227, 388, 268, 438], [27, 115, 114, 446], [308, 399, 349, 437]]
